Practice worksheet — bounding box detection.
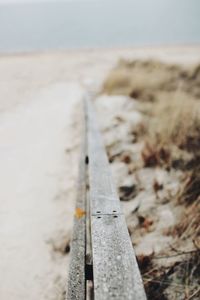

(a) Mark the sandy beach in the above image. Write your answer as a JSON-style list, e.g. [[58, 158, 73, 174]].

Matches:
[[0, 46, 200, 300]]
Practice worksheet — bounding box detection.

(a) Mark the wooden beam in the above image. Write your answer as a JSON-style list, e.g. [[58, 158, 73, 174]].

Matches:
[[86, 97, 146, 300], [67, 103, 87, 300]]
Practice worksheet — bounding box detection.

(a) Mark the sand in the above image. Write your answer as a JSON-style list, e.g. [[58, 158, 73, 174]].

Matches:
[[0, 46, 200, 300]]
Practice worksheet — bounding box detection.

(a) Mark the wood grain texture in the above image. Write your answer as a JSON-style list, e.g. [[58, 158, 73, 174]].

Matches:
[[86, 98, 121, 216], [67, 104, 87, 300], [86, 97, 147, 300], [91, 215, 146, 300]]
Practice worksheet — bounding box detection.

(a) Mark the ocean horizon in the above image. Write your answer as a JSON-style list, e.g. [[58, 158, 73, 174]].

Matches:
[[0, 0, 200, 53]]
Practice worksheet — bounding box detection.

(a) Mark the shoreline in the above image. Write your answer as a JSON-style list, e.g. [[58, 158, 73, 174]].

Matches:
[[0, 44, 200, 58]]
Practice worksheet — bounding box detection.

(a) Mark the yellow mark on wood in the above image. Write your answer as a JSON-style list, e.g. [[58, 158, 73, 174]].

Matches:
[[75, 207, 86, 219]]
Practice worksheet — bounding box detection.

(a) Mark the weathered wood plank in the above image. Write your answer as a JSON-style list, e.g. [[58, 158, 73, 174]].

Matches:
[[86, 97, 146, 300], [67, 104, 87, 300], [91, 215, 146, 300], [86, 98, 121, 215]]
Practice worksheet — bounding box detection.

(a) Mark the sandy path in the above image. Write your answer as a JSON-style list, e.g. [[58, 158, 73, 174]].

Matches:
[[0, 81, 83, 300]]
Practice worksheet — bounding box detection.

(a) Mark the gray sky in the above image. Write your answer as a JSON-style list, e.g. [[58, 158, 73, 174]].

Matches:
[[0, 0, 199, 52], [0, 0, 91, 3], [0, 0, 42, 3], [0, 0, 53, 2], [0, 0, 41, 3], [0, 0, 76, 3]]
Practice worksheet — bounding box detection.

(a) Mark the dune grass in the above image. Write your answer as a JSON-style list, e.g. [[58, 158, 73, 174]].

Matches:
[[141, 92, 200, 168], [102, 59, 200, 299], [102, 59, 200, 169], [102, 59, 200, 101]]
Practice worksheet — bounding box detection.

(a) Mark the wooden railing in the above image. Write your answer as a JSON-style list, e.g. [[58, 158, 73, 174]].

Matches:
[[67, 96, 147, 300]]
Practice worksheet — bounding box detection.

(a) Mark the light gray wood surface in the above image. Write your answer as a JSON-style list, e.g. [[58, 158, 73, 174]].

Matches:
[[67, 106, 87, 300], [67, 97, 146, 300], [86, 97, 147, 300], [86, 98, 121, 216]]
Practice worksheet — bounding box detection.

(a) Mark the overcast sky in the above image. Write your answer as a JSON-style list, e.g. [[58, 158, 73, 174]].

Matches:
[[0, 0, 42, 2], [0, 0, 199, 52], [0, 0, 81, 3], [0, 0, 95, 3], [0, 0, 56, 2], [0, 0, 51, 2]]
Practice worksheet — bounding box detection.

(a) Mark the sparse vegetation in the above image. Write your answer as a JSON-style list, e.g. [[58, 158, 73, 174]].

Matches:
[[141, 93, 200, 169], [102, 59, 200, 101], [101, 59, 200, 299]]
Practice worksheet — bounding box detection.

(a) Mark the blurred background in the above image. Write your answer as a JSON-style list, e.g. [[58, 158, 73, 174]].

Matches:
[[0, 0, 200, 53]]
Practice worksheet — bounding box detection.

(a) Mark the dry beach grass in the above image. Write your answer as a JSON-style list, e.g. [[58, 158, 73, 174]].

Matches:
[[99, 59, 200, 299]]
